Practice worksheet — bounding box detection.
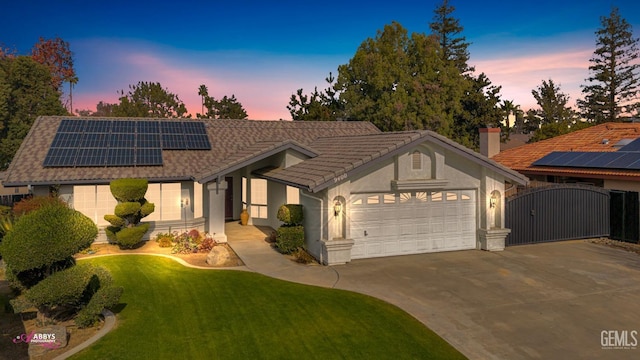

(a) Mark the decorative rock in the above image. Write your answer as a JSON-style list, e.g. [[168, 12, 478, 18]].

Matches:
[[206, 246, 230, 266], [27, 325, 67, 357]]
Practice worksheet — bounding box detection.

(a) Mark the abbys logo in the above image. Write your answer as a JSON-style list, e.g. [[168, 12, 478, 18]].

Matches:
[[601, 330, 638, 350]]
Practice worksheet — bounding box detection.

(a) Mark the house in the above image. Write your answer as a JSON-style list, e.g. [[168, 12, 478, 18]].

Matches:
[[490, 122, 640, 192], [2, 116, 527, 265]]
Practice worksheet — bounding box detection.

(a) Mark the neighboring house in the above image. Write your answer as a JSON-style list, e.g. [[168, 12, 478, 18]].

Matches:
[[490, 122, 640, 192], [3, 116, 527, 265], [0, 171, 30, 206]]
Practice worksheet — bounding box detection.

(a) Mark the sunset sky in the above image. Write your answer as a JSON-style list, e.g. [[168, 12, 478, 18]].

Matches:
[[2, 0, 639, 120]]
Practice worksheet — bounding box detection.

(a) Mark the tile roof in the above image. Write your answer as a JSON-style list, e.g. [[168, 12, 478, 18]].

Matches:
[[492, 122, 640, 180], [258, 130, 528, 192], [3, 116, 380, 186]]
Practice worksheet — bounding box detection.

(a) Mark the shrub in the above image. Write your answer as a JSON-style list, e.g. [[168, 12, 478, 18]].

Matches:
[[116, 223, 150, 248], [140, 201, 155, 217], [188, 229, 203, 244], [171, 232, 199, 254], [293, 247, 316, 264], [12, 196, 68, 217], [276, 226, 304, 254], [0, 203, 97, 273], [109, 178, 148, 202], [114, 202, 142, 218], [197, 236, 216, 252], [157, 236, 173, 248], [277, 204, 304, 225], [104, 214, 125, 228], [75, 286, 123, 328]]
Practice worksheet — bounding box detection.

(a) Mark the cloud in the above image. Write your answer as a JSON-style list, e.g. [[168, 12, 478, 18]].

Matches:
[[71, 38, 346, 119], [472, 47, 593, 110]]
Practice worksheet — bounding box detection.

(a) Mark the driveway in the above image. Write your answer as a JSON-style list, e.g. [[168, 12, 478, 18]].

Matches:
[[333, 241, 640, 360]]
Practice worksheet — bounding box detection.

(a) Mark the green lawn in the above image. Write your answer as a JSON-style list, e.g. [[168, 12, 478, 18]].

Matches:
[[73, 256, 466, 360]]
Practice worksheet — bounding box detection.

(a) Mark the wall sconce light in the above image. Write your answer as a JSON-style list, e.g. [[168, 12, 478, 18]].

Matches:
[[181, 198, 190, 208], [489, 196, 497, 208], [333, 200, 342, 217]]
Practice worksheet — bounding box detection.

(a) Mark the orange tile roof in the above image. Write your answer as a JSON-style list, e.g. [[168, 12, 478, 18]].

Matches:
[[492, 122, 640, 180]]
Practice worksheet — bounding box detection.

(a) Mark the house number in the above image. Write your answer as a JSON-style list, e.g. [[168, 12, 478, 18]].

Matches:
[[333, 174, 348, 183]]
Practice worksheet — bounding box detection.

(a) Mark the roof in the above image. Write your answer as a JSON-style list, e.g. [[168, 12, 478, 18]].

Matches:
[[3, 116, 380, 186], [4, 116, 527, 190], [492, 122, 640, 180], [257, 130, 529, 192]]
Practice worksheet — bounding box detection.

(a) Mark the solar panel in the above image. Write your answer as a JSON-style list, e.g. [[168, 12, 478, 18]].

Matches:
[[136, 148, 163, 166], [137, 121, 160, 134], [136, 133, 161, 148], [81, 133, 110, 148], [583, 152, 621, 167], [562, 152, 594, 167], [85, 120, 111, 133], [75, 148, 106, 166], [43, 148, 78, 167], [161, 121, 183, 134], [619, 138, 640, 152], [604, 152, 640, 169], [162, 134, 187, 149], [112, 120, 136, 134], [186, 134, 211, 150], [183, 121, 206, 134], [58, 119, 86, 133], [44, 119, 209, 168], [110, 133, 135, 148], [107, 148, 135, 166]]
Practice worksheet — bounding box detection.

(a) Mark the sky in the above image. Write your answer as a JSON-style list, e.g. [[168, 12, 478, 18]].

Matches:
[[2, 0, 640, 120]]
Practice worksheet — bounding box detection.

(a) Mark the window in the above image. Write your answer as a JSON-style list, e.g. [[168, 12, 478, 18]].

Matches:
[[400, 193, 412, 203], [383, 194, 396, 204], [286, 186, 299, 204], [412, 151, 422, 170], [251, 179, 268, 219], [367, 195, 380, 204], [431, 192, 442, 201], [446, 192, 457, 201], [415, 192, 428, 202], [352, 198, 363, 206]]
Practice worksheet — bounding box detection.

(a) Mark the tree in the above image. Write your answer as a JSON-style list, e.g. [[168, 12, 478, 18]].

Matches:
[[578, 7, 640, 123], [197, 87, 249, 119], [429, 0, 473, 74], [0, 56, 66, 169], [531, 79, 579, 125], [501, 100, 524, 135], [30, 37, 76, 92], [336, 21, 460, 133], [214, 95, 248, 119], [110, 81, 189, 118], [0, 201, 121, 326], [104, 178, 155, 249], [288, 72, 343, 121], [454, 73, 503, 148]]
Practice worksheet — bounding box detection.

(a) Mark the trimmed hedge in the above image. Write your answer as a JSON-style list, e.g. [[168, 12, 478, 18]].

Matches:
[[140, 201, 155, 217], [276, 225, 304, 254], [0, 203, 97, 273], [116, 223, 150, 248], [24, 263, 96, 308], [110, 178, 148, 202], [104, 214, 125, 227], [75, 285, 123, 328], [277, 204, 304, 225], [114, 202, 142, 218]]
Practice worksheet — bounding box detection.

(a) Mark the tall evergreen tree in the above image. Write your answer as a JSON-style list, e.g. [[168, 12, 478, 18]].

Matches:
[[288, 72, 342, 121], [578, 7, 640, 123], [109, 81, 189, 118], [531, 79, 579, 125], [429, 0, 473, 74]]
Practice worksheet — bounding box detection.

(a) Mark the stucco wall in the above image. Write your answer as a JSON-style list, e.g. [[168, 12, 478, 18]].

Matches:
[[300, 190, 325, 261], [604, 179, 640, 192]]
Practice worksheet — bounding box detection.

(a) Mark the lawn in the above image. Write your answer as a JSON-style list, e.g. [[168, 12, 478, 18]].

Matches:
[[72, 255, 466, 360]]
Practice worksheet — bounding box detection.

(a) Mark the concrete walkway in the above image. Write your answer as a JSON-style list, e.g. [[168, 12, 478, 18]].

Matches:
[[226, 222, 339, 288]]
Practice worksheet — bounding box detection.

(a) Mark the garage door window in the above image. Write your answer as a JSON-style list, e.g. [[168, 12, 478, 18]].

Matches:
[[431, 192, 442, 201], [352, 198, 363, 206], [383, 194, 396, 204], [367, 195, 379, 204], [461, 194, 471, 200], [416, 192, 427, 202], [447, 192, 457, 201], [400, 193, 412, 203]]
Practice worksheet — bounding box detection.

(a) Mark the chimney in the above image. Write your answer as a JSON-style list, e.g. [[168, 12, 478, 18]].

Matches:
[[480, 127, 500, 158]]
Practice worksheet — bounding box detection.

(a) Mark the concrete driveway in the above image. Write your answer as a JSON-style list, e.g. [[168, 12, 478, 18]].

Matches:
[[333, 241, 640, 360]]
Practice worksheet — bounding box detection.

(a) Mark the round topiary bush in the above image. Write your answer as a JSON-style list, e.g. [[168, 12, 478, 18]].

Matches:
[[110, 178, 148, 202], [0, 203, 97, 273], [116, 223, 151, 248]]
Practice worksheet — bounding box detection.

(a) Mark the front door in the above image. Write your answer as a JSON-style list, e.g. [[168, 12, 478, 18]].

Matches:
[[225, 176, 234, 220]]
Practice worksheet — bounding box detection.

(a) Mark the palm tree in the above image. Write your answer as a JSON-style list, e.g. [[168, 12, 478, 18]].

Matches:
[[198, 85, 208, 116]]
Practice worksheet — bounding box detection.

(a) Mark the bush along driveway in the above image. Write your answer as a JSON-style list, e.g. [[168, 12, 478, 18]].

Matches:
[[72, 256, 466, 360]]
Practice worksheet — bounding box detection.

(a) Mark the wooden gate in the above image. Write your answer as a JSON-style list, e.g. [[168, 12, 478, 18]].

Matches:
[[505, 185, 610, 246]]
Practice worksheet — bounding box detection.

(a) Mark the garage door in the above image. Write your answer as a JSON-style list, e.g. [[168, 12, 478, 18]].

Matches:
[[350, 190, 476, 259]]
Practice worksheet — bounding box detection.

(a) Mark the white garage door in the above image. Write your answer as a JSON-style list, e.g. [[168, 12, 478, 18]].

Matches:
[[350, 190, 476, 259]]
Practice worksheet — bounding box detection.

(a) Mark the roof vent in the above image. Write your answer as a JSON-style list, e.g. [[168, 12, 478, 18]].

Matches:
[[614, 138, 633, 148], [602, 139, 609, 145]]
